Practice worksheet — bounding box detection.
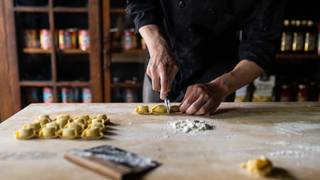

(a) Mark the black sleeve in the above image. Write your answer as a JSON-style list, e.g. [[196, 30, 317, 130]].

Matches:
[[239, 0, 286, 72], [126, 0, 162, 31]]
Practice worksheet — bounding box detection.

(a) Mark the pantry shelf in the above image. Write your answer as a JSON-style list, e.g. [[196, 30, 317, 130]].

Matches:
[[23, 48, 52, 54], [111, 83, 143, 89], [276, 54, 320, 61], [20, 81, 54, 87], [56, 81, 90, 87]]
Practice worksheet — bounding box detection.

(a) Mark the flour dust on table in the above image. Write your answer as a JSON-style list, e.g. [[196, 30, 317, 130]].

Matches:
[[170, 119, 215, 134]]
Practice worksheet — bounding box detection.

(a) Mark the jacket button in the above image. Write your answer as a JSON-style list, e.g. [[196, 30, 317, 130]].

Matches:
[[177, 0, 186, 8]]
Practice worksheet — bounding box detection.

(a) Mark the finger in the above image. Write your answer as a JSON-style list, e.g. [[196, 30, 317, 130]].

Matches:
[[151, 72, 160, 92], [180, 87, 198, 112], [159, 67, 169, 100], [194, 98, 214, 115], [152, 77, 160, 92], [168, 65, 179, 83], [185, 94, 207, 115]]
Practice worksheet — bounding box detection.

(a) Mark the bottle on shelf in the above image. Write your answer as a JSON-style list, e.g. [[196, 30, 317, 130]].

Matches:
[[78, 29, 90, 51], [122, 28, 137, 51], [292, 20, 305, 52], [297, 84, 308, 102], [43, 87, 53, 103], [304, 20, 317, 53], [61, 87, 74, 103], [24, 29, 39, 48], [82, 88, 92, 103], [279, 84, 291, 102], [280, 20, 293, 52], [40, 29, 52, 50]]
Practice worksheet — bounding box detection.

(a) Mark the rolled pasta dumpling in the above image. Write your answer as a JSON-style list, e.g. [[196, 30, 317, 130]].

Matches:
[[15, 128, 36, 140], [59, 127, 79, 139], [135, 105, 149, 114], [23, 122, 41, 132], [39, 126, 58, 139], [151, 105, 168, 114], [81, 127, 104, 140]]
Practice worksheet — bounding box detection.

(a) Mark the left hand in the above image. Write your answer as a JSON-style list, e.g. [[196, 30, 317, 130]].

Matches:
[[179, 83, 229, 115]]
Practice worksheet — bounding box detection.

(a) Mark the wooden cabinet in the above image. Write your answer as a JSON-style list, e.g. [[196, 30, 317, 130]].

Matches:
[[0, 0, 148, 121], [0, 0, 105, 121]]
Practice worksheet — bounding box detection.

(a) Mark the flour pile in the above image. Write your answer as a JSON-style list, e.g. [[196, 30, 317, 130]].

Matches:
[[170, 119, 215, 134]]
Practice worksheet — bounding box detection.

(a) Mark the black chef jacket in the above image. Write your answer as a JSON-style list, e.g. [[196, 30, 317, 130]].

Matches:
[[127, 0, 286, 101]]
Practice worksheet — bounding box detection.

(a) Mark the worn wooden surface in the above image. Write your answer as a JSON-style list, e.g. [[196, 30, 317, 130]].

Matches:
[[0, 103, 320, 180]]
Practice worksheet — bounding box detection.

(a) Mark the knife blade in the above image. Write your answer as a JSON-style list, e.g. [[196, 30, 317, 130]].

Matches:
[[164, 97, 171, 114]]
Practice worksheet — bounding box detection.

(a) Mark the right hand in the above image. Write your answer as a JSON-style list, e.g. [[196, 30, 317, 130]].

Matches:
[[146, 41, 179, 100]]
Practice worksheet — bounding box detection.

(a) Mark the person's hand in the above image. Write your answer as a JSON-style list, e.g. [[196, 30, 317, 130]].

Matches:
[[146, 41, 179, 99], [179, 82, 229, 115]]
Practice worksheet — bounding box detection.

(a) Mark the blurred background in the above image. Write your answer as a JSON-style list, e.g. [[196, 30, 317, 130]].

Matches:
[[0, 0, 319, 121]]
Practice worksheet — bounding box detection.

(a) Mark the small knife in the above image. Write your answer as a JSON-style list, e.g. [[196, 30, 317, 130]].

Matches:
[[164, 97, 171, 114]]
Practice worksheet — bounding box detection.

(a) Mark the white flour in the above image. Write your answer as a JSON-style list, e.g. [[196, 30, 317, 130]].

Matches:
[[170, 119, 215, 134]]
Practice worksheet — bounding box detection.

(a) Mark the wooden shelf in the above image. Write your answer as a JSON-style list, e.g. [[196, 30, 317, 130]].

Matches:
[[112, 49, 147, 63], [23, 48, 89, 54], [13, 6, 49, 12], [20, 81, 53, 87], [58, 49, 90, 54], [53, 7, 88, 13], [56, 81, 90, 87], [20, 81, 90, 87], [111, 82, 142, 89], [276, 53, 320, 61], [23, 48, 52, 54], [110, 8, 126, 14]]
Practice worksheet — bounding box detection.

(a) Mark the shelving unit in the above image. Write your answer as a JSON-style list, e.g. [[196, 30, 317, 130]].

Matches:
[[3, 0, 103, 108], [104, 0, 147, 102]]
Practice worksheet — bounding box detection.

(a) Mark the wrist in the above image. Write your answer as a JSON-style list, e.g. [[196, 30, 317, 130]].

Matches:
[[139, 25, 168, 53], [208, 72, 236, 98]]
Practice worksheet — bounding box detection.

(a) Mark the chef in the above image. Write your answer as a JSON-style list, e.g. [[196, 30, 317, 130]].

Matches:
[[127, 0, 286, 115]]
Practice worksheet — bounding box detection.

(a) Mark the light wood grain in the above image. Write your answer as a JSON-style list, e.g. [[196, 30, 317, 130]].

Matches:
[[0, 102, 320, 180]]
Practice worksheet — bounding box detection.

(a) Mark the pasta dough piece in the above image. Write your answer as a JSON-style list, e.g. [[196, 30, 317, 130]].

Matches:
[[59, 128, 79, 139], [81, 127, 104, 140], [56, 114, 71, 123], [65, 122, 84, 134], [73, 117, 87, 127], [95, 114, 107, 120], [39, 126, 57, 139], [77, 115, 90, 121], [135, 105, 150, 114], [23, 122, 41, 132], [56, 118, 68, 128], [151, 105, 168, 114], [45, 122, 60, 131], [241, 156, 273, 177], [34, 117, 50, 127], [170, 105, 180, 113], [88, 122, 107, 132], [15, 128, 36, 140]]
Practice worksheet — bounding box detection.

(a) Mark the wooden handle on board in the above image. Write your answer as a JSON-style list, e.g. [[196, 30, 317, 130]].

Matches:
[[64, 152, 133, 180]]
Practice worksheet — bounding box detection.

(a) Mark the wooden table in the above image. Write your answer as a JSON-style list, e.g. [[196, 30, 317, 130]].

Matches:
[[0, 103, 320, 180]]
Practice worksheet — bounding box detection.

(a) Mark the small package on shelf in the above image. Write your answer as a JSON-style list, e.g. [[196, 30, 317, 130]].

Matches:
[[24, 29, 39, 48], [40, 29, 52, 50], [78, 29, 90, 51], [253, 75, 276, 102], [61, 88, 74, 103], [82, 88, 92, 103], [43, 87, 53, 103]]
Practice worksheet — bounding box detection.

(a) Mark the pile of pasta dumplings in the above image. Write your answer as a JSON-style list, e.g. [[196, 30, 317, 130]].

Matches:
[[15, 114, 109, 140]]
